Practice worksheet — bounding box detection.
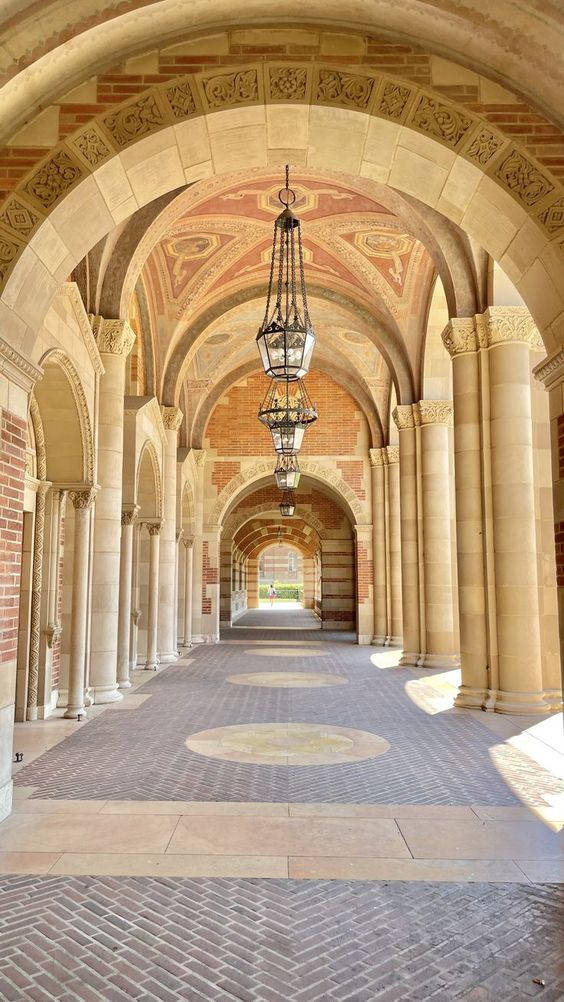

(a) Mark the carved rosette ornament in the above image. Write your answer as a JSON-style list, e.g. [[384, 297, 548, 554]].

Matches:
[[415, 400, 453, 427], [90, 315, 135, 357]]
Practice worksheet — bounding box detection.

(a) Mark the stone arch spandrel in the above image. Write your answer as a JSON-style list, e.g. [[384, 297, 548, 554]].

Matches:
[[34, 349, 94, 484], [1, 65, 563, 357]]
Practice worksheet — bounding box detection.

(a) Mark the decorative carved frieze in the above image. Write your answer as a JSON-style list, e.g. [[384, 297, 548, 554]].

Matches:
[[392, 405, 415, 431], [316, 68, 375, 110], [103, 93, 166, 149], [268, 66, 308, 101], [537, 196, 564, 235], [377, 80, 411, 120], [465, 127, 504, 167], [0, 196, 41, 239], [410, 94, 471, 147], [533, 347, 564, 389], [0, 229, 22, 282], [165, 80, 197, 119], [161, 405, 183, 432], [0, 335, 43, 391], [415, 400, 453, 427], [71, 126, 113, 167], [23, 149, 84, 209], [495, 149, 554, 207], [201, 69, 259, 110], [69, 486, 98, 510], [90, 315, 136, 357]]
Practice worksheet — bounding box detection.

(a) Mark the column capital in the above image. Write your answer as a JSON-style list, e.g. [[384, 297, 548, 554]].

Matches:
[[69, 486, 98, 510], [441, 317, 478, 357], [392, 404, 415, 431], [443, 307, 543, 356], [414, 400, 453, 427], [385, 445, 399, 464], [183, 537, 194, 549], [121, 504, 139, 526], [90, 315, 135, 357], [176, 527, 184, 543], [533, 347, 564, 390], [369, 447, 386, 467], [146, 521, 163, 536], [161, 405, 183, 432]]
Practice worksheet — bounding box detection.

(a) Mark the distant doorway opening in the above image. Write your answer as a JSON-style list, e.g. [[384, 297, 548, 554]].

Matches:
[[259, 543, 304, 610]]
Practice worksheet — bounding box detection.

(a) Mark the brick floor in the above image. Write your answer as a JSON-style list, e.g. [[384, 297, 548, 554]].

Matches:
[[0, 875, 562, 1001], [15, 626, 524, 804]]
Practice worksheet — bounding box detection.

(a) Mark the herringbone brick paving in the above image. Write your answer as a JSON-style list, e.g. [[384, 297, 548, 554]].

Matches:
[[0, 875, 562, 1001], [14, 621, 523, 804]]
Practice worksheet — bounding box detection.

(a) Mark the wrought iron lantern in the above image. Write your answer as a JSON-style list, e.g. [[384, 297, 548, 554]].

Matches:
[[256, 165, 315, 381], [258, 378, 317, 455], [274, 454, 300, 491], [279, 492, 296, 517]]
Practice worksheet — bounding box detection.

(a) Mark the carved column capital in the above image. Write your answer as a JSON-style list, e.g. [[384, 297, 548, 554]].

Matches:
[[121, 504, 140, 526], [392, 404, 415, 431], [90, 315, 136, 357], [369, 447, 386, 468], [69, 486, 98, 510], [414, 400, 453, 427], [441, 318, 478, 357], [176, 528, 184, 543], [161, 405, 183, 432], [146, 521, 163, 536], [385, 445, 399, 464], [183, 537, 194, 549], [481, 307, 543, 351]]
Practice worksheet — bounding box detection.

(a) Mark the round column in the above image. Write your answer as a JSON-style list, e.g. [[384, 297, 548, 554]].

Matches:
[[117, 505, 138, 689], [145, 522, 161, 671], [393, 405, 421, 666], [90, 317, 135, 704], [386, 446, 402, 646], [354, 524, 374, 645], [64, 488, 97, 719], [370, 448, 387, 645], [416, 401, 459, 669], [26, 482, 49, 719], [158, 406, 183, 662], [183, 538, 193, 647]]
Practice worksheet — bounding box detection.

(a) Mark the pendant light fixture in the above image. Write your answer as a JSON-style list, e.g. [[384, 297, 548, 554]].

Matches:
[[256, 165, 315, 381], [279, 492, 296, 517], [258, 378, 317, 455], [274, 454, 301, 491]]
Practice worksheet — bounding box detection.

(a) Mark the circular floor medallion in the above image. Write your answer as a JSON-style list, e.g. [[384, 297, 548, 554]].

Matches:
[[185, 723, 390, 766], [227, 672, 348, 688], [243, 648, 324, 657]]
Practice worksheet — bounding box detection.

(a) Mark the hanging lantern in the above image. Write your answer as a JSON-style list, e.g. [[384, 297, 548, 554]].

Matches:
[[256, 165, 315, 381], [258, 378, 317, 455], [274, 454, 300, 490], [279, 492, 296, 517]]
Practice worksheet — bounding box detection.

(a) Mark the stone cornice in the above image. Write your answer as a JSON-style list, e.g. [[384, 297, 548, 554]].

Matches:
[[90, 314, 135, 357], [0, 335, 43, 392], [533, 347, 564, 389]]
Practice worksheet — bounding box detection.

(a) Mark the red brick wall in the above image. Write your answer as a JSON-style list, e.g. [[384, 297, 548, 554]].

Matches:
[[233, 484, 347, 530], [206, 371, 364, 456], [0, 409, 26, 667], [211, 461, 241, 492], [201, 539, 218, 615], [337, 460, 366, 500], [355, 539, 373, 603]]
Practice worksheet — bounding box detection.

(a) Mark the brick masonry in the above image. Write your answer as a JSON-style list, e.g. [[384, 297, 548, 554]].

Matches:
[[14, 619, 531, 804], [0, 874, 562, 1001]]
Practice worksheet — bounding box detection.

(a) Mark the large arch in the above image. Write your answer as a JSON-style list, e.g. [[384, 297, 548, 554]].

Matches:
[[1, 66, 562, 363]]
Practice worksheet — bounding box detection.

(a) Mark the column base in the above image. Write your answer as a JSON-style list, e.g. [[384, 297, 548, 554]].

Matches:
[[144, 659, 159, 671], [0, 780, 13, 822], [357, 634, 372, 646], [371, 635, 387, 646], [493, 689, 558, 715], [399, 651, 421, 667], [117, 680, 132, 690], [92, 687, 123, 705], [385, 635, 403, 648], [63, 706, 87, 719], [418, 653, 460, 670], [159, 651, 179, 663], [454, 685, 492, 710]]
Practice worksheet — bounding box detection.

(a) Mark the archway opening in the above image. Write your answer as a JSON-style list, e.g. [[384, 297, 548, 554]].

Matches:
[[259, 543, 304, 611]]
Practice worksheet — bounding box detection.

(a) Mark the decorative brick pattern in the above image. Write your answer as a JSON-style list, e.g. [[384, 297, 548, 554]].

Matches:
[[0, 875, 562, 1001], [15, 624, 525, 804], [201, 540, 218, 616], [0, 408, 26, 666], [336, 459, 367, 500]]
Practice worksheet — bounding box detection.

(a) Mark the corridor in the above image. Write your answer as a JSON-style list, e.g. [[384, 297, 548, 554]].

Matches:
[[1, 622, 563, 1000]]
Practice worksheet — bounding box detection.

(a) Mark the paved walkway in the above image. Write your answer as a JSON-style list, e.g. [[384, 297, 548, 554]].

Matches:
[[2, 614, 563, 999]]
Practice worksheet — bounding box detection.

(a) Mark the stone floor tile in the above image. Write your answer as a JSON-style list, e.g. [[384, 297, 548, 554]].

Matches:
[[0, 813, 179, 853], [49, 853, 289, 877], [515, 858, 564, 882], [398, 817, 564, 859], [287, 856, 530, 882]]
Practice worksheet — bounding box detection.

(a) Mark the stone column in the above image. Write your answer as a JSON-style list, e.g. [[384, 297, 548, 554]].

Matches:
[[415, 401, 459, 668], [247, 557, 259, 608], [90, 316, 135, 704], [393, 405, 422, 666], [117, 505, 138, 689], [174, 528, 183, 654], [129, 521, 140, 673], [386, 446, 402, 645], [158, 406, 183, 662], [443, 307, 561, 713], [190, 449, 206, 642], [64, 487, 97, 719], [354, 524, 374, 645], [144, 521, 161, 671], [25, 482, 49, 719], [370, 448, 387, 645], [533, 347, 564, 692], [201, 527, 221, 642], [183, 538, 193, 647]]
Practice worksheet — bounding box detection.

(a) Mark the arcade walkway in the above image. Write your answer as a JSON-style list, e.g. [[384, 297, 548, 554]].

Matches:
[[1, 623, 563, 1000]]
